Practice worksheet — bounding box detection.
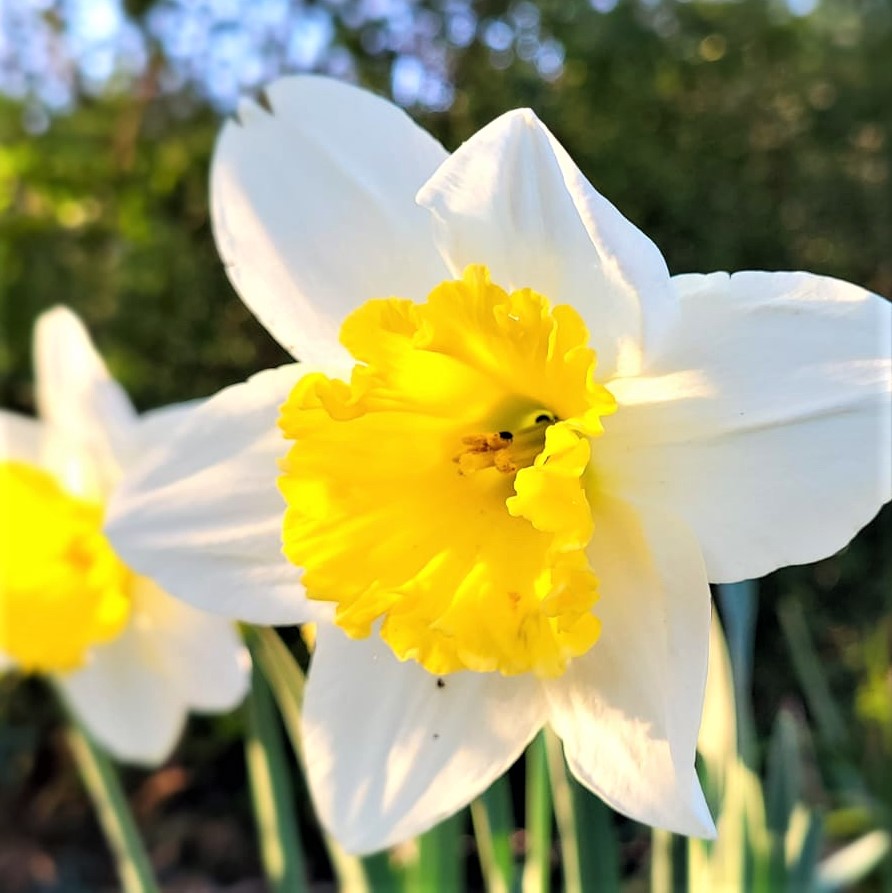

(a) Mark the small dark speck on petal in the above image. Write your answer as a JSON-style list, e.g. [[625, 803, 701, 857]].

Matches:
[[257, 89, 273, 113], [436, 678, 446, 689], [433, 733, 440, 740]]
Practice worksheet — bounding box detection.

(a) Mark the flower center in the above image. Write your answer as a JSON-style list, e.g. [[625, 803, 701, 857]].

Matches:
[[455, 412, 557, 475], [278, 265, 616, 678], [0, 461, 132, 674]]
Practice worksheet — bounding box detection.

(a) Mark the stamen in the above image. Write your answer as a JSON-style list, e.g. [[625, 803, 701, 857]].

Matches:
[[454, 412, 558, 476]]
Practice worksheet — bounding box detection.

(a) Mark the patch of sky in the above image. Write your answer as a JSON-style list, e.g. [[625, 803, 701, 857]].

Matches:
[[787, 0, 818, 15], [536, 37, 564, 79], [391, 53, 424, 105], [445, 7, 476, 47], [483, 19, 514, 52], [287, 8, 333, 70], [11, 0, 822, 113]]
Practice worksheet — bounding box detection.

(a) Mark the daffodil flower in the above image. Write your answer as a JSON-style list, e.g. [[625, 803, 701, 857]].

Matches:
[[1, 308, 249, 764], [106, 77, 891, 850]]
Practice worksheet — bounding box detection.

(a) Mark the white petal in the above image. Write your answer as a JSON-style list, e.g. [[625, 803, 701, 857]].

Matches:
[[106, 365, 320, 625], [596, 271, 892, 583], [546, 496, 714, 837], [34, 307, 137, 498], [0, 410, 44, 464], [302, 625, 547, 854], [56, 625, 186, 766], [56, 578, 248, 765], [129, 576, 250, 711], [416, 109, 675, 378], [212, 75, 449, 364], [118, 398, 204, 467]]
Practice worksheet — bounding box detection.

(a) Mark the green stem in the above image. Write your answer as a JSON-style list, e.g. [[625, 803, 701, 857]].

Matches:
[[716, 580, 760, 764], [64, 708, 160, 893], [777, 597, 847, 750], [470, 774, 516, 893], [568, 776, 620, 893], [243, 626, 305, 757], [408, 812, 465, 893], [244, 657, 309, 893], [650, 829, 687, 893], [244, 625, 377, 892], [522, 732, 552, 893], [544, 730, 620, 893], [543, 729, 580, 893]]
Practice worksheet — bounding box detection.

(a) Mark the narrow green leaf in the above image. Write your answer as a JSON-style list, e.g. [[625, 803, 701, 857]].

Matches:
[[777, 597, 847, 750], [650, 829, 686, 893], [543, 729, 580, 893], [566, 774, 620, 893], [522, 732, 552, 893], [244, 626, 377, 893], [243, 626, 305, 758], [63, 705, 160, 893], [244, 658, 309, 893], [544, 729, 620, 893], [716, 580, 759, 762], [786, 805, 823, 891], [361, 851, 406, 893], [407, 812, 465, 893], [698, 614, 739, 804], [764, 708, 803, 890], [765, 708, 801, 839], [470, 774, 516, 893]]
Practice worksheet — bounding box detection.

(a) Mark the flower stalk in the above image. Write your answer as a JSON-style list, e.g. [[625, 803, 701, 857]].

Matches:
[[244, 625, 385, 892], [470, 775, 516, 893], [408, 813, 465, 892], [522, 732, 553, 893], [544, 728, 582, 893], [63, 703, 160, 893], [244, 655, 309, 893]]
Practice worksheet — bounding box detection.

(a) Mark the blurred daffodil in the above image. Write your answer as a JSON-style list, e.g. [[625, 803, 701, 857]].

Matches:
[[107, 77, 891, 849], [1, 308, 249, 764]]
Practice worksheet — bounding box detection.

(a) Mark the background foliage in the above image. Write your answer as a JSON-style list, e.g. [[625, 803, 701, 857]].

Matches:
[[1, 0, 890, 889]]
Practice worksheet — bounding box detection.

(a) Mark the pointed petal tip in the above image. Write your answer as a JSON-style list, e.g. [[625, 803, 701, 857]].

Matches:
[[505, 106, 540, 128], [232, 95, 266, 128], [319, 792, 470, 856], [34, 304, 89, 346], [36, 303, 78, 325], [210, 75, 446, 364], [679, 778, 717, 839]]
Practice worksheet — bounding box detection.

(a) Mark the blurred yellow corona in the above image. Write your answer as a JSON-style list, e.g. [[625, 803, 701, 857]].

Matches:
[[0, 462, 132, 673]]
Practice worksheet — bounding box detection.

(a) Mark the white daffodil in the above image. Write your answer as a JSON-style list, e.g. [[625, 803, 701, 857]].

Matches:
[[0, 307, 249, 765], [106, 76, 891, 851]]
